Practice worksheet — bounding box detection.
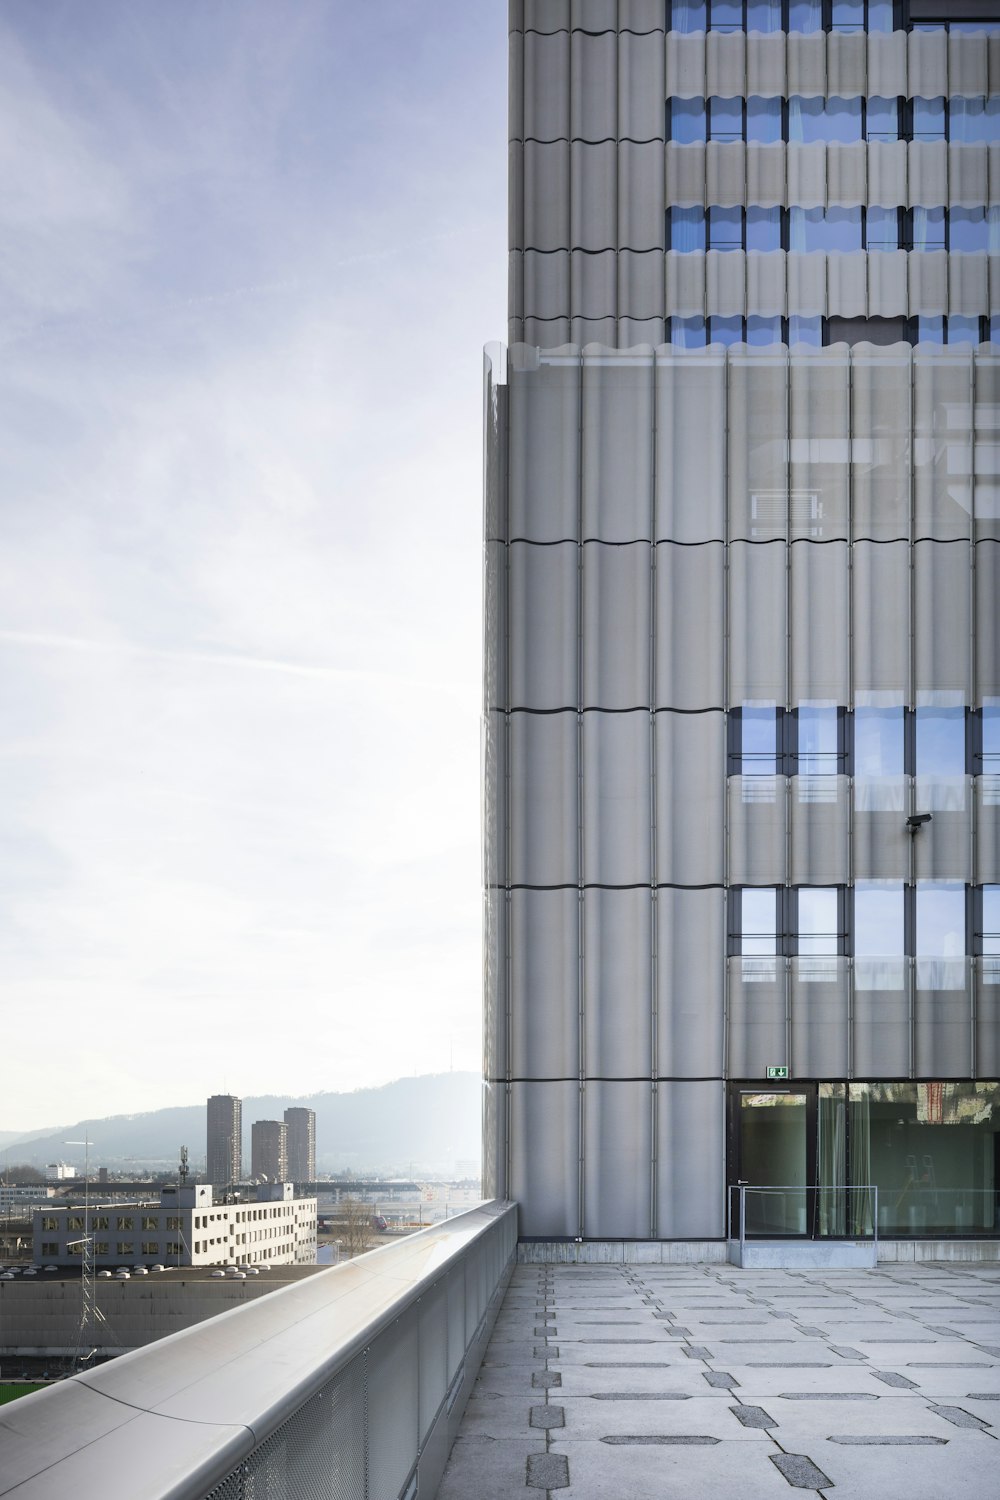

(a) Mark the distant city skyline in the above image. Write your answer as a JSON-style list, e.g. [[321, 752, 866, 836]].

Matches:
[[0, 1, 506, 1129]]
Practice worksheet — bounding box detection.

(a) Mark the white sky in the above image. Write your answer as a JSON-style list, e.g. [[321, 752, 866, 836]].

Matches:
[[0, 0, 508, 1130]]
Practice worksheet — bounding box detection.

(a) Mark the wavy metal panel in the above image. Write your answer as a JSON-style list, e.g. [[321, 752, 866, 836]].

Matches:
[[619, 141, 666, 251], [853, 973, 910, 1077], [618, 249, 665, 321], [790, 775, 850, 886], [790, 543, 850, 703], [510, 542, 578, 708], [523, 140, 570, 250], [583, 887, 653, 1077], [791, 958, 849, 1078], [654, 353, 727, 542], [582, 710, 652, 885], [571, 247, 616, 318], [582, 542, 651, 708], [571, 140, 616, 250], [728, 542, 788, 702], [655, 542, 725, 710], [524, 30, 570, 142], [508, 354, 580, 541], [915, 351, 974, 541], [853, 541, 909, 693], [656, 888, 726, 1077], [915, 541, 971, 695], [656, 1082, 725, 1239], [728, 957, 787, 1078], [655, 711, 726, 885], [852, 349, 911, 541], [509, 711, 579, 885], [977, 541, 1000, 698], [914, 966, 973, 1078], [571, 30, 617, 144], [509, 1082, 581, 1237], [728, 351, 788, 542], [582, 351, 654, 539], [510, 888, 580, 1079], [619, 29, 665, 143], [728, 776, 787, 886], [584, 1081, 653, 1238]]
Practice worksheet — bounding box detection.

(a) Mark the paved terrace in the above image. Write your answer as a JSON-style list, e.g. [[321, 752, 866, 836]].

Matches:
[[440, 1260, 1000, 1500]]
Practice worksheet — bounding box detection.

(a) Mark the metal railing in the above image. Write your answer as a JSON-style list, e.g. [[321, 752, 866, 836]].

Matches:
[[727, 1184, 879, 1259], [0, 1200, 517, 1500]]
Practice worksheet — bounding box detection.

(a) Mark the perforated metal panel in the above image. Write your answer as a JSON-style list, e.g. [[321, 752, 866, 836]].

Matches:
[[368, 1310, 419, 1500]]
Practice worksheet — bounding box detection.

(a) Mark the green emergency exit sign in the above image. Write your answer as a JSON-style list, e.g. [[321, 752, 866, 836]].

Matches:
[[766, 1066, 789, 1079]]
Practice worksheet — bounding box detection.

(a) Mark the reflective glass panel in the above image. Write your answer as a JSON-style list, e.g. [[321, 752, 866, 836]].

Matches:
[[949, 97, 1000, 145], [867, 0, 893, 31], [789, 206, 862, 253], [916, 882, 966, 958], [951, 208, 989, 254], [951, 22, 1000, 33], [788, 0, 822, 30], [916, 315, 946, 344], [670, 316, 707, 347], [866, 97, 899, 143], [747, 96, 783, 144], [746, 315, 783, 346], [911, 207, 946, 252], [916, 706, 965, 778], [668, 206, 706, 252], [984, 702, 1000, 768], [797, 702, 839, 774], [708, 206, 742, 251], [671, 0, 707, 32], [670, 98, 707, 143], [709, 0, 742, 31], [742, 888, 778, 954], [709, 96, 743, 143], [831, 0, 864, 31], [866, 207, 900, 252], [849, 1083, 1000, 1236], [990, 315, 1000, 345], [854, 706, 904, 777], [948, 316, 981, 346], [747, 0, 782, 31], [789, 97, 862, 145], [746, 205, 782, 251], [912, 98, 946, 144], [742, 704, 779, 773], [983, 887, 1000, 956], [709, 315, 744, 344], [740, 1093, 808, 1235], [798, 887, 839, 954], [788, 315, 822, 346], [854, 882, 904, 956]]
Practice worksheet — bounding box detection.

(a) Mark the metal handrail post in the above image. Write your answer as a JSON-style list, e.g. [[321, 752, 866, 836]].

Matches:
[[740, 1185, 746, 1264]]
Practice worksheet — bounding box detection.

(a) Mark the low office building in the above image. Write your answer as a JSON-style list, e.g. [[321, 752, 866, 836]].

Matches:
[[33, 1182, 317, 1269]]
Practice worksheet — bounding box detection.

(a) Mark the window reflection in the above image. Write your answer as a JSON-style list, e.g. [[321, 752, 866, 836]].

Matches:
[[747, 315, 783, 346], [669, 316, 707, 347], [916, 702, 966, 775], [789, 97, 862, 145], [788, 0, 822, 30], [746, 205, 782, 252], [866, 207, 900, 252], [917, 881, 966, 991], [740, 703, 780, 775], [670, 98, 706, 144], [797, 888, 840, 954], [709, 315, 744, 345], [788, 315, 822, 346], [670, 1, 707, 33], [747, 0, 782, 29], [831, 0, 864, 31], [910, 207, 946, 252], [789, 207, 862, 253], [854, 881, 904, 991], [709, 96, 743, 143], [667, 206, 705, 253], [747, 96, 783, 144], [709, 0, 742, 30], [854, 700, 904, 810], [708, 206, 742, 252], [950, 97, 1000, 145], [797, 702, 840, 775], [866, 97, 900, 143]]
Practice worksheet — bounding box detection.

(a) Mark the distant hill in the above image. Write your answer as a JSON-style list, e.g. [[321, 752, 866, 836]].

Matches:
[[3, 1073, 482, 1178]]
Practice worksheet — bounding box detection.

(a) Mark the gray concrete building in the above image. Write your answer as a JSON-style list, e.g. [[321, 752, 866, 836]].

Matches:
[[284, 1106, 317, 1181], [251, 1119, 288, 1182], [206, 1092, 241, 1185], [484, 0, 1000, 1250]]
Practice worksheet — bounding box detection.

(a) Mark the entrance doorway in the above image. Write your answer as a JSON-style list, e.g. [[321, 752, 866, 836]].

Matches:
[[728, 1084, 817, 1236]]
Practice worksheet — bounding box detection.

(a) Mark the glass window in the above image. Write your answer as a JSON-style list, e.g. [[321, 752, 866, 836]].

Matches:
[[788, 0, 822, 29], [789, 206, 862, 253], [670, 0, 707, 31], [746, 315, 783, 346], [916, 315, 946, 344], [983, 701, 1000, 770], [982, 886, 1000, 956], [912, 97, 946, 143], [866, 97, 899, 143], [746, 205, 782, 251], [797, 702, 840, 775], [949, 96, 1000, 145], [709, 96, 742, 143], [747, 0, 782, 31], [789, 96, 862, 145], [708, 206, 742, 251], [989, 315, 1000, 344], [670, 98, 707, 144], [854, 882, 905, 955], [867, 0, 893, 32], [670, 316, 707, 347], [709, 315, 743, 345], [788, 314, 822, 346], [855, 704, 904, 778], [948, 316, 982, 346], [917, 882, 966, 958], [740, 703, 780, 774], [709, 0, 742, 31], [746, 96, 783, 144], [797, 887, 840, 955], [741, 888, 779, 954], [951, 207, 989, 254], [916, 703, 966, 778], [830, 0, 864, 31], [911, 207, 946, 253], [866, 207, 900, 252], [951, 22, 1000, 34], [667, 207, 706, 252]]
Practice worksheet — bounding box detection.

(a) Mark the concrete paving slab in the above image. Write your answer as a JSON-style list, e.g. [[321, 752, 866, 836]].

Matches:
[[558, 1393, 773, 1440], [545, 1437, 793, 1499], [457, 1396, 539, 1439], [557, 1364, 729, 1396], [806, 1434, 1000, 1500], [437, 1437, 548, 1500]]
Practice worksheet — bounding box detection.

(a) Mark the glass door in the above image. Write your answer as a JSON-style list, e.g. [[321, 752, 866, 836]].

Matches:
[[733, 1088, 813, 1235]]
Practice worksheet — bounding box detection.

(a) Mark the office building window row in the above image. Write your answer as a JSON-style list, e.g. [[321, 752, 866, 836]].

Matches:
[[668, 0, 900, 31], [729, 702, 999, 779], [729, 882, 999, 959], [666, 205, 1000, 254], [668, 96, 1000, 145], [668, 313, 999, 345]]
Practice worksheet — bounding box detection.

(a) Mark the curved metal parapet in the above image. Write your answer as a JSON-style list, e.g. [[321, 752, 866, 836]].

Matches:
[[0, 1200, 518, 1500]]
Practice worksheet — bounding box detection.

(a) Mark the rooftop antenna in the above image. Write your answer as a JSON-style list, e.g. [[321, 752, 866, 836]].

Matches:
[[179, 1146, 189, 1186]]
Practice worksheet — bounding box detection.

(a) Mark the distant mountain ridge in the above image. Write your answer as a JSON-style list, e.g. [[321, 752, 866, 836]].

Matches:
[[3, 1073, 482, 1177]]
